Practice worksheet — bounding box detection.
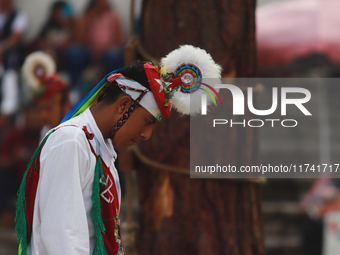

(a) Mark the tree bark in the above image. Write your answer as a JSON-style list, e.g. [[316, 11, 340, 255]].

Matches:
[[136, 0, 263, 254]]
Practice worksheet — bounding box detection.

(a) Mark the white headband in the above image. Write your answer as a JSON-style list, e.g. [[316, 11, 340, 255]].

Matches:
[[114, 77, 162, 120]]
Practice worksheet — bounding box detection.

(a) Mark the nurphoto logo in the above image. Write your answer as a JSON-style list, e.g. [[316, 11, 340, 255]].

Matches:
[[201, 84, 312, 128]]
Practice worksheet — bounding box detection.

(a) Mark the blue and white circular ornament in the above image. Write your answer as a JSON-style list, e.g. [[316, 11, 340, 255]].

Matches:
[[161, 45, 222, 115]]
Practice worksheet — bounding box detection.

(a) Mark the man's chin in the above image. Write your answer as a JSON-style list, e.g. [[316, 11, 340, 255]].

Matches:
[[113, 145, 126, 151], [114, 140, 136, 151]]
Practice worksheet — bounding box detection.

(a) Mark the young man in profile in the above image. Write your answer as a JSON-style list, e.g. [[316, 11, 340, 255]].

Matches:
[[15, 45, 222, 255]]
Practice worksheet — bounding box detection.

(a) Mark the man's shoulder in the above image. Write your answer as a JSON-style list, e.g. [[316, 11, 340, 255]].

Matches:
[[44, 123, 89, 150], [42, 110, 100, 154], [54, 124, 84, 138], [50, 113, 88, 139], [40, 124, 92, 164], [50, 123, 87, 142]]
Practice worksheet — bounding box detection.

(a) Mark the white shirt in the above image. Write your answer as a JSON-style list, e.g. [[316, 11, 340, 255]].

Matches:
[[0, 68, 19, 115], [28, 108, 120, 255], [0, 9, 27, 33], [39, 125, 50, 142]]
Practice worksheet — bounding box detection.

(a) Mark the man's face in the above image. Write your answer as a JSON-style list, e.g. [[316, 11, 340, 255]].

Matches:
[[25, 107, 43, 132], [112, 106, 157, 151], [37, 96, 63, 128]]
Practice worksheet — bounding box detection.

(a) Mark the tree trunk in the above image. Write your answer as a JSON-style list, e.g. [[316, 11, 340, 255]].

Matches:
[[136, 0, 263, 254]]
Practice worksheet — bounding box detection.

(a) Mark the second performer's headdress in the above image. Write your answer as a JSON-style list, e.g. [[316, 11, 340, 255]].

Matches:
[[22, 51, 67, 101]]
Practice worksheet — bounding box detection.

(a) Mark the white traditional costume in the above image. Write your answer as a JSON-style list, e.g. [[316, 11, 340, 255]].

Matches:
[[28, 108, 121, 254], [16, 45, 222, 255]]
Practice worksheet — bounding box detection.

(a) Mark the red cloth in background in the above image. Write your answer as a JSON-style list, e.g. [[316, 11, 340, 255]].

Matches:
[[256, 0, 340, 67], [0, 128, 40, 180]]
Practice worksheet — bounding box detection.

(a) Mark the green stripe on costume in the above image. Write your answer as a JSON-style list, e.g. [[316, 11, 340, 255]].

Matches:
[[15, 130, 54, 255], [91, 156, 108, 255], [15, 128, 110, 255]]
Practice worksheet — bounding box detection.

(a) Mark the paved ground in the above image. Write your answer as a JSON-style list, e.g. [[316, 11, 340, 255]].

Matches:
[[0, 227, 17, 255]]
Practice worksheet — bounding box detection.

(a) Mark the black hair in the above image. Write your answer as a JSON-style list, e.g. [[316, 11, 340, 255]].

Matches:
[[120, 60, 150, 89], [52, 1, 67, 10], [99, 60, 151, 105], [85, 0, 114, 13], [38, 1, 70, 38], [85, 0, 96, 12], [21, 100, 38, 113]]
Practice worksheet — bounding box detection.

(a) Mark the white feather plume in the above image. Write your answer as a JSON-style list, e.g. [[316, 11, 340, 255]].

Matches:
[[22, 51, 56, 89], [161, 45, 222, 115]]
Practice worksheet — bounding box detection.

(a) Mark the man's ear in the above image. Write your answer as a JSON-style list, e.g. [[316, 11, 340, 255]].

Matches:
[[117, 95, 133, 114]]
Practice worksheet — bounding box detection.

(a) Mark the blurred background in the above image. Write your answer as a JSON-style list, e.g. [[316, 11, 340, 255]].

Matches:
[[1, 0, 340, 254]]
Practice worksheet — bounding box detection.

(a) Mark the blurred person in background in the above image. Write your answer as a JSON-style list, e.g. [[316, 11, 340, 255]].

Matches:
[[36, 1, 74, 72], [302, 178, 340, 255], [0, 0, 27, 69], [0, 103, 42, 228], [67, 0, 124, 92], [0, 67, 19, 139], [0, 0, 27, 138], [34, 73, 72, 139], [22, 51, 72, 139]]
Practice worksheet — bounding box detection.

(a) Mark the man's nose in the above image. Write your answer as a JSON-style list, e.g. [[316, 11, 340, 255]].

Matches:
[[140, 125, 154, 140]]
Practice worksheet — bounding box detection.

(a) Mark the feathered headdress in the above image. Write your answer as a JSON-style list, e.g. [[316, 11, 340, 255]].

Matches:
[[155, 44, 222, 116], [22, 51, 67, 100], [61, 45, 222, 126]]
